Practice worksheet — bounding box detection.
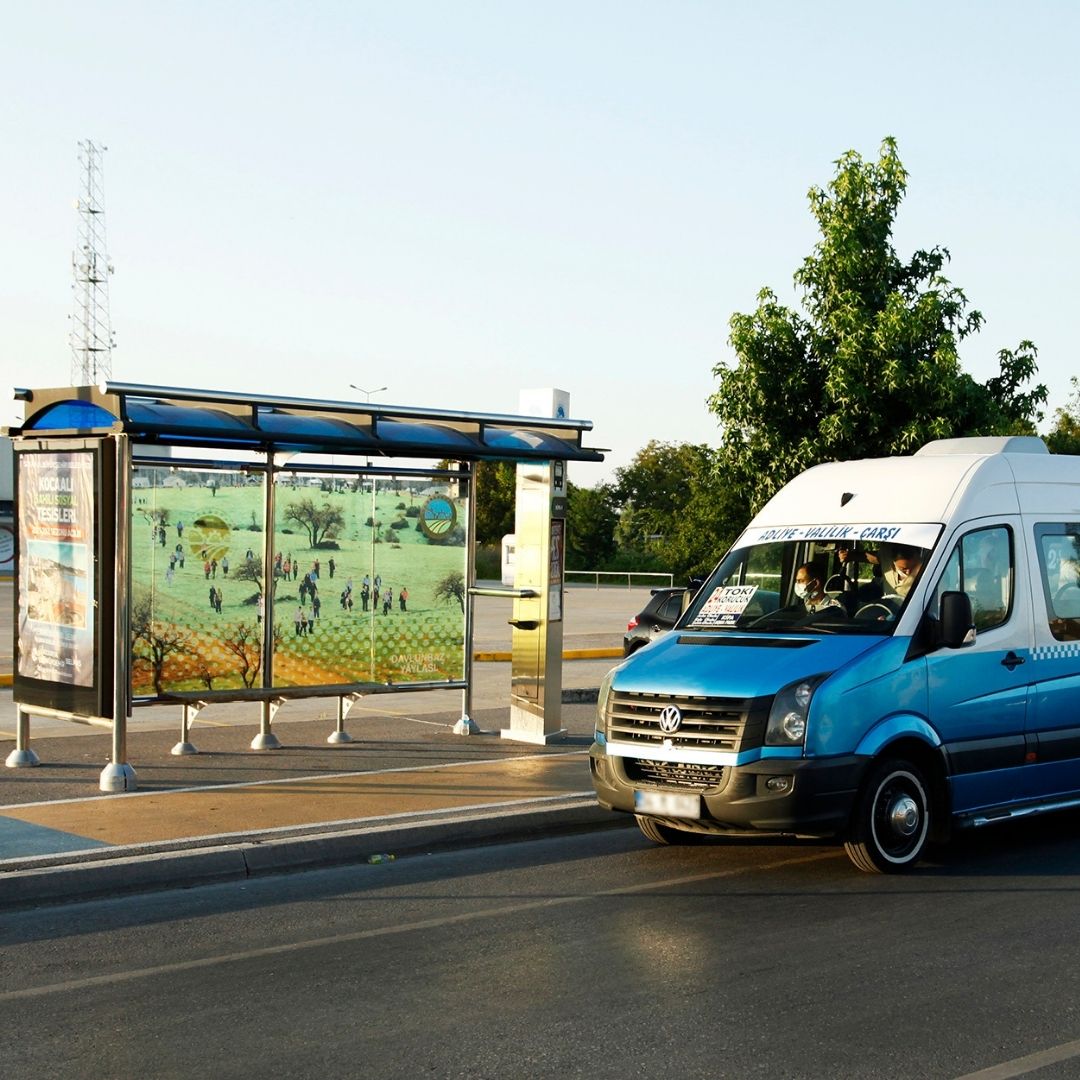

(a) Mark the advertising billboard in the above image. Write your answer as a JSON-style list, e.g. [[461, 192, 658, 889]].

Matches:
[[129, 465, 267, 697], [15, 446, 110, 715], [128, 467, 468, 698], [272, 475, 468, 687]]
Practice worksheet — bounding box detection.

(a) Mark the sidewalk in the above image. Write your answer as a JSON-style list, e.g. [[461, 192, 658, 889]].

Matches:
[[0, 581, 641, 907]]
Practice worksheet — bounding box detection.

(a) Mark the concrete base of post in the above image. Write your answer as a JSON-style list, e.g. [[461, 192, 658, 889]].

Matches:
[[99, 762, 137, 792], [250, 732, 283, 750], [327, 730, 354, 744], [453, 714, 480, 735], [6, 748, 41, 768], [171, 741, 198, 756]]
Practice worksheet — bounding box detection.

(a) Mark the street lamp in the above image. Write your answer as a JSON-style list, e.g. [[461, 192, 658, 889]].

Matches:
[[350, 384, 387, 402]]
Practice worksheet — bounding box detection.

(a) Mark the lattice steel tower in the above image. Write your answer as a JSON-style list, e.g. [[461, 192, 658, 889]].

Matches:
[[69, 139, 115, 385]]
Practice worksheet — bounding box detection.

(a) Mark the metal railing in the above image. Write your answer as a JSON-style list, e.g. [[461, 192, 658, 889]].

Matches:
[[564, 570, 675, 589]]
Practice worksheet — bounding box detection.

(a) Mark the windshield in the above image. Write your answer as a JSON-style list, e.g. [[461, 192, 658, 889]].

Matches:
[[681, 523, 942, 635]]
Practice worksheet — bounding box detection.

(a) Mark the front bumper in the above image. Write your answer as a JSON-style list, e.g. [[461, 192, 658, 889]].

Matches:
[[590, 743, 865, 837]]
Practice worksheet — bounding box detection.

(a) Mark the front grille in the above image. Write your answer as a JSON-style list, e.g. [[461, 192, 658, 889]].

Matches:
[[607, 690, 767, 753], [624, 758, 725, 789]]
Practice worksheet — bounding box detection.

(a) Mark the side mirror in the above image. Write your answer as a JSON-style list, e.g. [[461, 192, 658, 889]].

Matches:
[[939, 591, 975, 649]]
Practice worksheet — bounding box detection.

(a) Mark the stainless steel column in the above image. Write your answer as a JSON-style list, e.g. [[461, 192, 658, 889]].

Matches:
[[252, 456, 282, 749], [100, 433, 136, 791], [455, 463, 479, 734]]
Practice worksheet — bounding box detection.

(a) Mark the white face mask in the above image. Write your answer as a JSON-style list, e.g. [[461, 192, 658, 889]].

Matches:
[[794, 581, 810, 599]]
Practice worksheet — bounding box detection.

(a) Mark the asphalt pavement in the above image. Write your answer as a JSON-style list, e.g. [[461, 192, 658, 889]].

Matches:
[[0, 579, 647, 907]]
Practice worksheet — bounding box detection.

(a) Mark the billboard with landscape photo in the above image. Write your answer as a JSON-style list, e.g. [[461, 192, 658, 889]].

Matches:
[[129, 466, 467, 697]]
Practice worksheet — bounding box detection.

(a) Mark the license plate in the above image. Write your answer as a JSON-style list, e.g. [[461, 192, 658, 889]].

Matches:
[[634, 790, 701, 818]]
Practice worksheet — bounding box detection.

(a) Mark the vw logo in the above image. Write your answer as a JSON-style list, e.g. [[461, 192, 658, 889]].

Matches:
[[658, 705, 683, 734]]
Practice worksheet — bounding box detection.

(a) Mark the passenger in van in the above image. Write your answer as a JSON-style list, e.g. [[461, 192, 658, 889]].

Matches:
[[793, 560, 846, 618], [880, 545, 923, 601]]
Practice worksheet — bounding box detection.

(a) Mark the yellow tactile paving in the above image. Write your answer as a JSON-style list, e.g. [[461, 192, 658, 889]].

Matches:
[[0, 753, 592, 846]]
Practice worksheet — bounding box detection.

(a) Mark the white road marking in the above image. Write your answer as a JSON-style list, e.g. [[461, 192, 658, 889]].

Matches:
[[0, 750, 587, 810], [953, 1038, 1080, 1079]]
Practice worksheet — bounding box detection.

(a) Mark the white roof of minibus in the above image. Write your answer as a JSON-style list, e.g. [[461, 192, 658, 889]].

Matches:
[[748, 436, 1056, 528]]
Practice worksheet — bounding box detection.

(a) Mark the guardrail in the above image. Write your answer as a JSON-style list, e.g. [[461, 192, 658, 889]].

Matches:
[[564, 570, 675, 589]]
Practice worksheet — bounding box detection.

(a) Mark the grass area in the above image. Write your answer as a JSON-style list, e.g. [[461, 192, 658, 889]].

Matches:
[[130, 473, 467, 695]]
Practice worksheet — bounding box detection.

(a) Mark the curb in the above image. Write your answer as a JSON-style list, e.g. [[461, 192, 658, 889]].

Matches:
[[0, 797, 631, 910], [473, 648, 621, 662]]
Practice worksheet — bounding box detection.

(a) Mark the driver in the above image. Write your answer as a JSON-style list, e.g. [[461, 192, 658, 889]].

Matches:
[[881, 545, 923, 601], [794, 559, 845, 617]]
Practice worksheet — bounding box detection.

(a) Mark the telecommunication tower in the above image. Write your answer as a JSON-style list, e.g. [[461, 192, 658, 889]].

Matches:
[[69, 139, 115, 385]]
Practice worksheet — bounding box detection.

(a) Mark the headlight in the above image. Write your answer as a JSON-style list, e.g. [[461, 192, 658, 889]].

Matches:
[[766, 675, 829, 747]]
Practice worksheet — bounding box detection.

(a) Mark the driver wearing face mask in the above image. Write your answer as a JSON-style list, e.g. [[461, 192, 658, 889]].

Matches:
[[881, 545, 923, 600], [793, 560, 844, 616]]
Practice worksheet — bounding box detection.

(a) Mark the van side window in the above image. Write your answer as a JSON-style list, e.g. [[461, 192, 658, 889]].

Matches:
[[930, 526, 1013, 632], [1034, 524, 1080, 642]]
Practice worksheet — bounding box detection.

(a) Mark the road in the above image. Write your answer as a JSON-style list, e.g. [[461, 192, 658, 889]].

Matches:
[[5, 819, 1080, 1079]]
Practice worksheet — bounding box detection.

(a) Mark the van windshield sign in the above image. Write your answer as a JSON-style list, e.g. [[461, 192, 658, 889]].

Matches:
[[741, 522, 941, 549], [694, 585, 758, 628]]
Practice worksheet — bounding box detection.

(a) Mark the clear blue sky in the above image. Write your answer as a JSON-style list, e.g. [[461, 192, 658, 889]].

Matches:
[[2, 1, 1076, 486]]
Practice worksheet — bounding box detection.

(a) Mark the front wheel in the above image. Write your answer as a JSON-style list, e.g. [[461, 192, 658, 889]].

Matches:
[[636, 815, 707, 845], [844, 759, 931, 873]]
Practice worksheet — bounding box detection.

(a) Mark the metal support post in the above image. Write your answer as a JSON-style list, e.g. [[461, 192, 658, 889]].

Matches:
[[172, 701, 207, 756], [502, 456, 568, 745], [5, 708, 41, 768], [455, 462, 480, 735], [328, 693, 360, 744], [101, 434, 137, 791], [251, 697, 285, 750]]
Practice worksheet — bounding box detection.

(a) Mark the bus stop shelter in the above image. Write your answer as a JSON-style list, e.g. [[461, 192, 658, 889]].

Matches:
[[6, 382, 603, 790]]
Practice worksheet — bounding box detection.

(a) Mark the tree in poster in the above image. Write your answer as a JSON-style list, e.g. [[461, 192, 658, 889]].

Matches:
[[131, 593, 192, 695], [283, 498, 345, 548], [221, 621, 282, 688], [709, 137, 1047, 512], [434, 570, 466, 612]]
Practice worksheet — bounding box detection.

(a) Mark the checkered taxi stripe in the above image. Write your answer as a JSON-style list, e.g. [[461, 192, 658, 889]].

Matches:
[[1032, 642, 1080, 662]]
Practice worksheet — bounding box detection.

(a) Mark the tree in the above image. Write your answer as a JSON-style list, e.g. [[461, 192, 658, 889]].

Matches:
[[130, 593, 192, 695], [221, 621, 281, 689], [566, 482, 618, 569], [283, 498, 345, 548], [474, 460, 517, 545], [709, 137, 1047, 512], [652, 462, 750, 581], [434, 570, 466, 612], [1047, 377, 1080, 455]]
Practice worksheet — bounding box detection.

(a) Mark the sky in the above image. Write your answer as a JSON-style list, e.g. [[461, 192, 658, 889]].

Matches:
[[1, 1, 1077, 487]]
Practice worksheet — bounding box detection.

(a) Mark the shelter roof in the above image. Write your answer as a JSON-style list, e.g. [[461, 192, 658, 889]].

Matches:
[[8, 383, 605, 464]]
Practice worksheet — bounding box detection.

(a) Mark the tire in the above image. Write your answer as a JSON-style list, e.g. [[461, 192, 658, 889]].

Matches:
[[636, 815, 703, 845], [844, 759, 931, 873]]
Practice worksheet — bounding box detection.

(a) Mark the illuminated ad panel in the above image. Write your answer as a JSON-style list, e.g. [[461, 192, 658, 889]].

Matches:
[[271, 474, 468, 687], [129, 465, 266, 696], [17, 451, 97, 688]]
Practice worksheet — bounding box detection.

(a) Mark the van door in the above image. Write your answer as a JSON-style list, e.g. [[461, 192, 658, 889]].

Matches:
[[1024, 522, 1080, 800], [924, 522, 1032, 813]]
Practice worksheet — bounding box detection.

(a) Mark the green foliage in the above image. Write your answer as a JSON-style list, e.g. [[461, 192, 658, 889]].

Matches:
[[709, 137, 1047, 512], [474, 460, 517, 545], [474, 544, 502, 580], [1047, 377, 1080, 455], [605, 441, 751, 581], [566, 482, 617, 570]]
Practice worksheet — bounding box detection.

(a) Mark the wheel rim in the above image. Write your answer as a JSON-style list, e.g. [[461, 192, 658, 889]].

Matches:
[[870, 770, 928, 864]]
